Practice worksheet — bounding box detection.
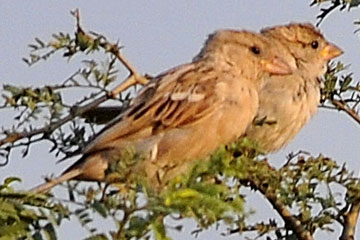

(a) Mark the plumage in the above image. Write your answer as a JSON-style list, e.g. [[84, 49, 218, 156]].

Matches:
[[245, 23, 343, 152], [31, 29, 292, 193]]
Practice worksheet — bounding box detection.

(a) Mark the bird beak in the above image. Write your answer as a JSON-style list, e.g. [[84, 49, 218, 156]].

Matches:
[[261, 58, 293, 75], [321, 43, 343, 60]]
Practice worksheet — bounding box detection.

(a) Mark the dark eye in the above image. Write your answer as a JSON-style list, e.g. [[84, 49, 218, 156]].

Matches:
[[311, 40, 319, 49], [250, 46, 261, 55]]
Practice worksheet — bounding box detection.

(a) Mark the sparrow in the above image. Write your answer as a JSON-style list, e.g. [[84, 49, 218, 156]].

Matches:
[[244, 23, 343, 153], [31, 29, 292, 193]]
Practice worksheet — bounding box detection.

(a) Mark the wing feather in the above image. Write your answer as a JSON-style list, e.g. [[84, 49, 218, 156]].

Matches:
[[84, 62, 219, 154]]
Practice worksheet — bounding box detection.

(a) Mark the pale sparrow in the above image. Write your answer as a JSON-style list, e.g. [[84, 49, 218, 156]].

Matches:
[[244, 23, 343, 152], [32, 30, 292, 193]]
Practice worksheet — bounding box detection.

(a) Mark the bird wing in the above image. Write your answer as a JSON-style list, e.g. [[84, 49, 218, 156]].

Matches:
[[84, 62, 220, 154]]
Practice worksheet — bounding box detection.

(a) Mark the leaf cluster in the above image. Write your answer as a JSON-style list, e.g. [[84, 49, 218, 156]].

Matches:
[[0, 177, 69, 240], [26, 140, 358, 240]]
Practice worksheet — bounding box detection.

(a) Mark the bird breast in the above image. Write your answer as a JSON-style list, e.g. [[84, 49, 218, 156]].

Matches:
[[245, 74, 320, 153]]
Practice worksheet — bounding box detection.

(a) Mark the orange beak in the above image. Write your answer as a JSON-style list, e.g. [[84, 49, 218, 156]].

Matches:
[[261, 57, 292, 75], [321, 43, 343, 61]]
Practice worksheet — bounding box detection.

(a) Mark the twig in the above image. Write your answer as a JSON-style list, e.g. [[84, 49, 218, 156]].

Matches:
[[0, 10, 149, 148], [340, 176, 360, 240], [244, 164, 313, 240], [314, 0, 341, 26], [73, 9, 148, 98], [258, 186, 313, 240], [0, 95, 105, 147], [114, 205, 148, 238], [340, 200, 360, 240], [98, 42, 148, 97], [331, 99, 360, 125], [224, 222, 281, 236]]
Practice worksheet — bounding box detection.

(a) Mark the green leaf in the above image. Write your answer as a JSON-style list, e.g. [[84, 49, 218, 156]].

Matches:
[[76, 31, 92, 51], [0, 200, 19, 222], [4, 177, 22, 186], [43, 223, 57, 240], [125, 216, 150, 238], [152, 217, 171, 240], [91, 201, 107, 218]]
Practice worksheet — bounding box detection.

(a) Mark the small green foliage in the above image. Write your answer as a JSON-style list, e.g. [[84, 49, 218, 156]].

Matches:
[[3, 85, 63, 114], [0, 11, 124, 167], [0, 177, 70, 240], [51, 138, 359, 239], [91, 201, 108, 218], [121, 216, 150, 239], [51, 32, 72, 50], [321, 61, 346, 101], [105, 147, 143, 184], [152, 217, 171, 240], [321, 61, 360, 103], [320, 61, 360, 127]]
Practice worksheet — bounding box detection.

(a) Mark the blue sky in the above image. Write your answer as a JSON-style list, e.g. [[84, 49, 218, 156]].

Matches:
[[0, 1, 359, 239]]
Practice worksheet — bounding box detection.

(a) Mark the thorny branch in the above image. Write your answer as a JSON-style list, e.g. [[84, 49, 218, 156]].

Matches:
[[244, 169, 313, 240], [72, 10, 148, 96], [0, 9, 148, 149], [340, 200, 360, 240], [311, 0, 360, 233], [331, 99, 360, 125], [317, 63, 360, 238], [310, 0, 360, 26], [318, 63, 360, 238]]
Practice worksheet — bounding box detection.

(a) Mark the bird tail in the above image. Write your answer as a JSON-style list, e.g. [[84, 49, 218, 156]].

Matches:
[[30, 168, 82, 194]]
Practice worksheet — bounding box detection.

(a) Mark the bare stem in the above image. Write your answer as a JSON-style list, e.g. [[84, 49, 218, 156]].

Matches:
[[340, 200, 360, 240], [244, 164, 313, 240], [98, 42, 148, 97], [74, 8, 148, 98], [0, 10, 149, 148], [331, 99, 360, 125]]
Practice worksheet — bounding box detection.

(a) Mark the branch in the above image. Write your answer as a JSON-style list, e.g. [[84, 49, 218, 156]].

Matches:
[[340, 200, 360, 240], [314, 0, 341, 26], [331, 99, 360, 125], [97, 39, 148, 97], [0, 9, 149, 148], [253, 182, 313, 240], [241, 160, 313, 240], [0, 95, 106, 147], [72, 9, 148, 98]]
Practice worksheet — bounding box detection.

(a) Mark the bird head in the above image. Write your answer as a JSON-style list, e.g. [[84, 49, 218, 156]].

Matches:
[[195, 29, 293, 85], [261, 23, 343, 79]]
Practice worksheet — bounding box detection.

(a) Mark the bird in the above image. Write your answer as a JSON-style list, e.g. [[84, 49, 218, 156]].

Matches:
[[244, 23, 343, 153], [31, 29, 292, 193]]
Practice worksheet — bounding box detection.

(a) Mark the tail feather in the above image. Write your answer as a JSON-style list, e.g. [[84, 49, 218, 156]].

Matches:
[[30, 168, 82, 193]]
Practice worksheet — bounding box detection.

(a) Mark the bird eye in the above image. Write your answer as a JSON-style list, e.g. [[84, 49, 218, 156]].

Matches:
[[250, 46, 261, 55], [310, 40, 319, 49]]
